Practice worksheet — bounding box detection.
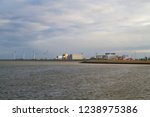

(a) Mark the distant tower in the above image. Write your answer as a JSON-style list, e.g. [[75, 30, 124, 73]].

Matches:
[[13, 51, 16, 60], [44, 50, 48, 59], [22, 52, 25, 59], [33, 50, 36, 59], [46, 50, 48, 59], [134, 51, 137, 59], [96, 53, 98, 57]]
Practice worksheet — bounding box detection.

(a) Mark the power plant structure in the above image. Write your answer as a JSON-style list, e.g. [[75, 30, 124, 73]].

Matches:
[[56, 53, 84, 60]]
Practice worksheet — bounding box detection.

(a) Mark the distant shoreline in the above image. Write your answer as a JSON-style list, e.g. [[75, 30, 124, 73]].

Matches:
[[0, 59, 83, 62], [81, 60, 150, 64], [1, 59, 150, 65]]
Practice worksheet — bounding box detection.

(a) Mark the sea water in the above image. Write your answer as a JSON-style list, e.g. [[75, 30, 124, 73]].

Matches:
[[0, 61, 150, 100]]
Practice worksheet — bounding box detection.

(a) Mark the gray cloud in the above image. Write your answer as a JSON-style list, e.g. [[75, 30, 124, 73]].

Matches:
[[0, 0, 150, 58]]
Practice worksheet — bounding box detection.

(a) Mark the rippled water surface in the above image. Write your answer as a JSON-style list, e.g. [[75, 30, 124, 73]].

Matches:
[[0, 61, 150, 100]]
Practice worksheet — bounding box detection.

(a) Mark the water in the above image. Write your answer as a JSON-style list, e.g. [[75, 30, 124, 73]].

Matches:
[[0, 61, 150, 100]]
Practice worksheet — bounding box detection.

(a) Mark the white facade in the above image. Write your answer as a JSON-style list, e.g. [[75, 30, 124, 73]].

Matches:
[[107, 55, 117, 60], [56, 55, 63, 60], [68, 54, 83, 60], [96, 53, 118, 60], [96, 55, 105, 59], [105, 53, 117, 60]]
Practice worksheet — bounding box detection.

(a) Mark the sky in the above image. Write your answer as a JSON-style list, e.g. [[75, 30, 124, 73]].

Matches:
[[0, 0, 150, 59]]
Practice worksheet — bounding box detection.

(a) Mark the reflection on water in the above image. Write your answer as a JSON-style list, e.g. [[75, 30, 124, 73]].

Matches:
[[0, 61, 150, 100]]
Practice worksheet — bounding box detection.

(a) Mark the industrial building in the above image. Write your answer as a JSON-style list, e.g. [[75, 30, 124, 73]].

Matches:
[[62, 53, 69, 60], [56, 55, 63, 60], [105, 53, 118, 60], [96, 55, 105, 60], [68, 54, 84, 60], [96, 53, 118, 60], [56, 53, 84, 60]]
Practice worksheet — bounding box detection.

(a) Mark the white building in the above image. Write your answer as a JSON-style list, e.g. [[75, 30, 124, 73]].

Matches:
[[68, 54, 84, 60], [56, 55, 63, 60], [96, 55, 105, 59], [104, 53, 118, 60], [96, 53, 118, 60]]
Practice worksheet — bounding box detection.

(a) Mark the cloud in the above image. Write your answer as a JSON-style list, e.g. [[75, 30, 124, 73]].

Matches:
[[0, 0, 150, 58], [0, 19, 11, 26], [21, 22, 51, 32]]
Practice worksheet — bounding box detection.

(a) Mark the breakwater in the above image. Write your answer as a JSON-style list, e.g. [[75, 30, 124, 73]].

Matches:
[[81, 60, 150, 64]]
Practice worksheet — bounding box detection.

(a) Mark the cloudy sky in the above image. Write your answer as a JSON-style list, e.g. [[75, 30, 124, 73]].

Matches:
[[0, 0, 150, 59]]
